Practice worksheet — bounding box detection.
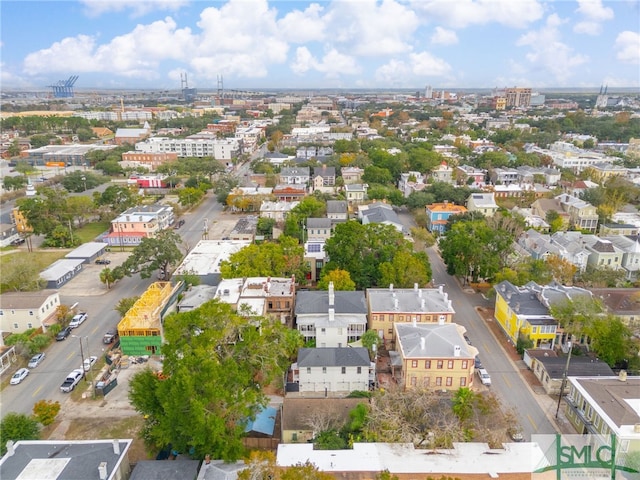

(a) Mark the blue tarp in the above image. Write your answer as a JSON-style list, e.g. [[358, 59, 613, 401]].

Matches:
[[244, 405, 277, 436]]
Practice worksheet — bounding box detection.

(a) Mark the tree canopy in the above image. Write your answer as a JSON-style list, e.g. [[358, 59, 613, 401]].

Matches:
[[123, 230, 183, 279], [129, 300, 302, 460]]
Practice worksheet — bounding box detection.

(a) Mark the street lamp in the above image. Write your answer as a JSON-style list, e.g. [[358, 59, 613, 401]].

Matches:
[[71, 334, 86, 373], [81, 175, 87, 192]]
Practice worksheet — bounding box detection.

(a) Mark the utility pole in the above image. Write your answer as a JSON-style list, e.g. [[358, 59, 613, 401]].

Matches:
[[555, 340, 572, 419]]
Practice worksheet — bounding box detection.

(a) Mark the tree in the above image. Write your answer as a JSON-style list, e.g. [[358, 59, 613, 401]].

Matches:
[[0, 256, 46, 292], [545, 210, 564, 233], [379, 250, 432, 288], [361, 329, 381, 359], [317, 269, 355, 291], [239, 451, 334, 480], [585, 316, 636, 367], [178, 187, 204, 207], [99, 267, 119, 289], [452, 387, 477, 422], [66, 196, 95, 228], [95, 159, 125, 176], [32, 400, 61, 426], [129, 300, 299, 460], [0, 413, 40, 455], [115, 296, 140, 318], [123, 230, 183, 279]]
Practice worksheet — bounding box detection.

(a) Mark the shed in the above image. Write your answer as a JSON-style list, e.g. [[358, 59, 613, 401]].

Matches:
[[40, 258, 84, 289], [65, 241, 107, 264]]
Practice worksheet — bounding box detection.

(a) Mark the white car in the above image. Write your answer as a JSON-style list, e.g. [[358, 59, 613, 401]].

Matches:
[[28, 352, 46, 368], [10, 368, 29, 385], [69, 312, 88, 328], [82, 356, 98, 372], [477, 368, 492, 386]]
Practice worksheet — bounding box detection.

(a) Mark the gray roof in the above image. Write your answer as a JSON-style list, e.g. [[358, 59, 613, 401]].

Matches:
[[40, 258, 84, 281], [569, 376, 640, 428], [395, 323, 475, 358], [65, 242, 107, 259], [130, 458, 200, 480], [197, 460, 247, 480], [0, 291, 58, 309], [468, 193, 497, 207], [313, 166, 336, 177], [0, 440, 132, 480], [326, 200, 347, 214], [362, 206, 401, 225], [280, 167, 310, 177], [306, 217, 332, 228], [297, 347, 370, 367], [495, 280, 591, 318], [295, 290, 367, 315], [534, 356, 614, 379], [366, 287, 454, 314]]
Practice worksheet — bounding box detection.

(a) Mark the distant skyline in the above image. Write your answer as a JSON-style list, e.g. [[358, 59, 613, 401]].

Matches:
[[1, 0, 639, 92]]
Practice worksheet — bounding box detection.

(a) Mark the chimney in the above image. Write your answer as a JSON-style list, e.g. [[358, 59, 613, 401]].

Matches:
[[418, 289, 422, 298], [420, 337, 426, 350], [438, 285, 443, 294], [619, 370, 628, 382], [112, 440, 120, 455], [443, 292, 448, 302], [421, 298, 425, 310], [438, 315, 445, 325], [394, 298, 399, 310], [329, 282, 335, 306], [6, 440, 14, 456], [98, 462, 108, 480], [414, 283, 419, 292], [329, 308, 335, 322], [634, 424, 640, 433], [389, 283, 394, 291], [454, 345, 461, 357], [412, 317, 417, 328]]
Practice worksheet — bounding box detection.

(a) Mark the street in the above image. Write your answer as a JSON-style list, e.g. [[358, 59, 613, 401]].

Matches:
[[397, 209, 557, 438]]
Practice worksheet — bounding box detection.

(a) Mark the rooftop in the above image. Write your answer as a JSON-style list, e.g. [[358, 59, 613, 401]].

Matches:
[[367, 285, 454, 314], [297, 347, 371, 367]]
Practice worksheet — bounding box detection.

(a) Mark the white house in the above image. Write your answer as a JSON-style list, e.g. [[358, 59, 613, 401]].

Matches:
[[0, 291, 60, 334], [291, 347, 374, 394]]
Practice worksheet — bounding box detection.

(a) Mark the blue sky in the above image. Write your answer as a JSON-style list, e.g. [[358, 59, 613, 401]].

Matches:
[[1, 0, 639, 91]]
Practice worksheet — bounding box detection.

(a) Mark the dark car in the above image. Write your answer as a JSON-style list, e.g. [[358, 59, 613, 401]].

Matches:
[[56, 326, 72, 341], [103, 328, 119, 344], [95, 258, 111, 265], [474, 355, 482, 369], [10, 238, 25, 246], [173, 219, 185, 229]]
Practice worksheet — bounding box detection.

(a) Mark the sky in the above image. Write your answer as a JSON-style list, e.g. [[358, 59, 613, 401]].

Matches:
[[1, 0, 639, 92]]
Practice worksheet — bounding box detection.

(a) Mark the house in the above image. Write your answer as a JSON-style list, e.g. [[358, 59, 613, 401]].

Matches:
[[490, 167, 519, 185], [279, 167, 310, 185], [0, 291, 60, 334], [425, 202, 468, 233], [599, 223, 638, 236], [590, 162, 628, 180], [517, 229, 558, 260], [281, 398, 366, 443], [295, 283, 367, 347], [40, 259, 84, 289], [359, 202, 405, 234], [195, 459, 247, 480], [455, 165, 487, 187], [173, 240, 251, 286], [306, 218, 332, 241], [259, 200, 299, 223], [584, 238, 622, 271], [227, 186, 274, 212], [105, 204, 174, 247], [465, 193, 498, 217], [0, 439, 132, 480], [516, 165, 561, 186], [524, 349, 614, 395], [291, 347, 374, 394], [430, 161, 453, 184], [304, 239, 327, 283], [131, 458, 200, 480], [326, 200, 348, 223], [367, 284, 455, 345], [229, 216, 259, 242], [344, 184, 367, 205], [341, 166, 364, 184], [564, 375, 640, 453], [64, 242, 107, 264], [0, 223, 20, 247], [120, 151, 178, 171], [557, 194, 599, 232], [115, 124, 151, 145], [264, 151, 295, 166], [272, 184, 307, 202], [398, 171, 426, 197], [599, 235, 640, 279], [589, 288, 640, 332], [493, 281, 591, 349], [311, 165, 336, 192], [10, 207, 32, 234], [549, 231, 592, 272], [393, 322, 478, 390], [531, 197, 570, 229]]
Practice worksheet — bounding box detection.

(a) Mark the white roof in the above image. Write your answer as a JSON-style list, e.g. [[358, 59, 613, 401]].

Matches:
[[174, 240, 250, 276], [65, 242, 106, 259]]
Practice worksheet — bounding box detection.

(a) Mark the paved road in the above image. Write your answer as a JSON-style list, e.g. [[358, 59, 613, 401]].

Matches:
[[396, 209, 557, 439]]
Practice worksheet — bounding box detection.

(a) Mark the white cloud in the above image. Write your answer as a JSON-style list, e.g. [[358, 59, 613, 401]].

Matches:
[[277, 3, 327, 43], [573, 21, 602, 35], [79, 0, 189, 18], [430, 27, 458, 45], [375, 59, 411, 84], [614, 31, 640, 64], [410, 0, 544, 29], [325, 0, 419, 56], [409, 51, 453, 76], [575, 0, 614, 21], [290, 46, 360, 78], [516, 14, 589, 84]]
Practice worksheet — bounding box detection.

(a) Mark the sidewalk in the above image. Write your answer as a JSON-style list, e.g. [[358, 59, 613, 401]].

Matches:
[[476, 306, 575, 435]]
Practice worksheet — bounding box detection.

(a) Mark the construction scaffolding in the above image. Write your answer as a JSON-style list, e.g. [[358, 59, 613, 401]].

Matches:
[[48, 75, 78, 98]]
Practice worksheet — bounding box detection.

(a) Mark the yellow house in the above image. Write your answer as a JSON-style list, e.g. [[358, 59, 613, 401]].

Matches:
[[394, 322, 477, 391], [11, 207, 33, 233]]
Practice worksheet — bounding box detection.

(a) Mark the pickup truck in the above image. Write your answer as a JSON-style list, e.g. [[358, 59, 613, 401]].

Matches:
[[60, 369, 84, 393]]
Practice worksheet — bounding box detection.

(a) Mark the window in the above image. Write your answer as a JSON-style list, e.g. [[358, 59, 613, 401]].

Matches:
[[341, 367, 346, 374], [411, 376, 417, 386], [29, 311, 34, 316], [322, 367, 327, 374], [388, 329, 392, 334], [389, 314, 394, 321], [411, 360, 418, 368], [460, 377, 466, 386], [423, 377, 430, 386], [399, 315, 404, 321], [306, 367, 311, 374], [373, 315, 378, 321], [321, 328, 326, 334], [436, 377, 442, 386], [461, 360, 468, 369], [27, 323, 33, 329], [13, 323, 18, 329], [357, 367, 362, 374], [437, 360, 443, 369], [446, 377, 453, 386], [425, 360, 431, 369], [308, 243, 321, 253], [447, 360, 454, 369]]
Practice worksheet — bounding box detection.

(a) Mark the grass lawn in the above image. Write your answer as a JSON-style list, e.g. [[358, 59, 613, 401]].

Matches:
[[75, 222, 110, 243], [0, 251, 68, 292]]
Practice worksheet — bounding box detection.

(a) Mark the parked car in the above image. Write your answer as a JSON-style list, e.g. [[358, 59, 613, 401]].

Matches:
[[56, 326, 72, 341], [103, 329, 118, 344], [508, 426, 524, 442], [10, 368, 29, 385], [474, 356, 482, 369], [477, 368, 492, 386], [27, 352, 46, 368], [173, 219, 185, 229], [10, 238, 25, 246], [60, 369, 84, 393], [95, 258, 111, 265], [463, 334, 472, 345], [69, 312, 88, 328], [82, 356, 98, 372]]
